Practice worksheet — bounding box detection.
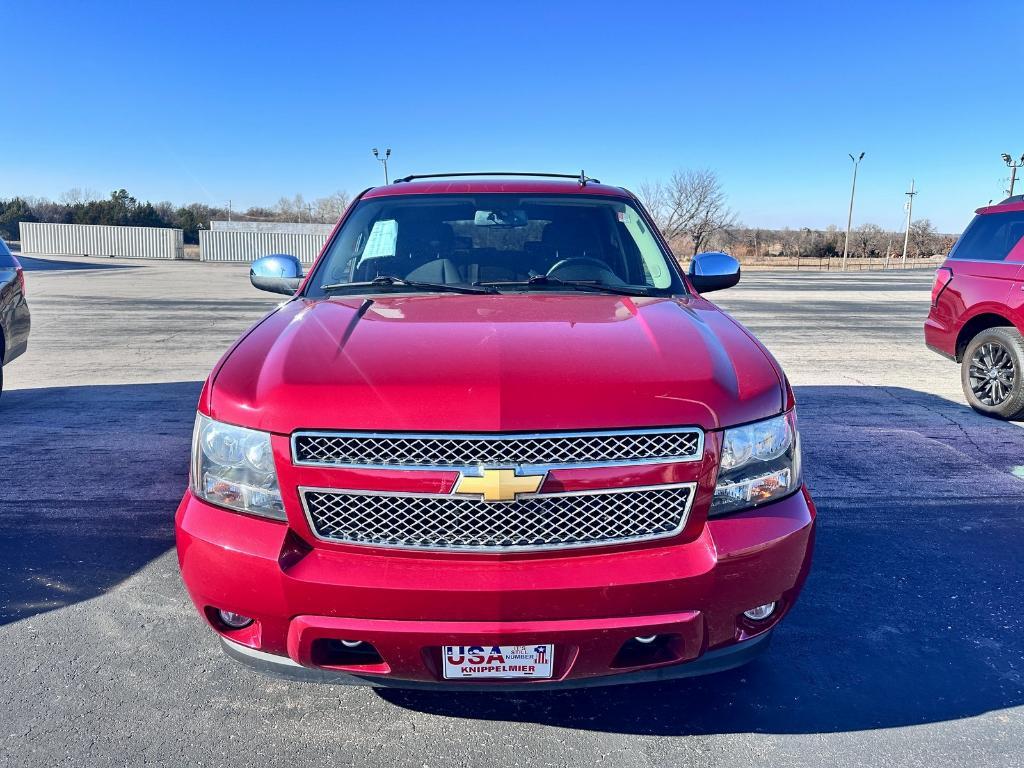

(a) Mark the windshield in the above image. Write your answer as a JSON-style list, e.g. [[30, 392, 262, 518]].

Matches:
[[304, 194, 683, 298]]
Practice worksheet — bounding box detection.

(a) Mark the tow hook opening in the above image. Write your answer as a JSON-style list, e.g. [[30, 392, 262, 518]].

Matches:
[[610, 634, 683, 669], [312, 638, 385, 668]]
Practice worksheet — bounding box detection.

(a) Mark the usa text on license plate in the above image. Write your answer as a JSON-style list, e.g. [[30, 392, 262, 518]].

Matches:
[[442, 644, 554, 679]]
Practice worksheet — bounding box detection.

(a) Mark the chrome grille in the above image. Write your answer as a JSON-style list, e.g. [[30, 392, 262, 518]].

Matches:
[[292, 429, 702, 468], [301, 484, 695, 552]]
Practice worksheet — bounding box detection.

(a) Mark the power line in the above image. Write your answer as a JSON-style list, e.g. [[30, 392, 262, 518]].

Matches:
[[901, 179, 917, 267], [1001, 153, 1024, 197], [841, 152, 865, 271]]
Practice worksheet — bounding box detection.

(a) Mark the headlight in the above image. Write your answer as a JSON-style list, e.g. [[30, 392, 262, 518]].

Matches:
[[191, 414, 285, 520], [710, 411, 801, 516]]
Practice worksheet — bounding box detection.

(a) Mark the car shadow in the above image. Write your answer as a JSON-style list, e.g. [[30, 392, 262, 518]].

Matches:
[[15, 255, 141, 272], [0, 381, 200, 626], [377, 385, 1024, 735], [2, 380, 1022, 733]]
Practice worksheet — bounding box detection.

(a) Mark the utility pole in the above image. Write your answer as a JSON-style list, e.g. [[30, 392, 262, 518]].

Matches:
[[901, 179, 917, 268], [226, 200, 232, 222], [1001, 153, 1024, 197], [842, 152, 865, 271], [372, 147, 392, 184]]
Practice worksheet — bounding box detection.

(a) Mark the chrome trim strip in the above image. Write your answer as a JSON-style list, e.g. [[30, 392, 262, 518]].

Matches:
[[290, 427, 705, 471], [945, 257, 1024, 265], [298, 481, 698, 553], [221, 638, 304, 668]]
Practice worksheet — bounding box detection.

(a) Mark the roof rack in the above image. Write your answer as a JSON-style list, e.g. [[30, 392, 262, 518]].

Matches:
[[393, 171, 600, 186]]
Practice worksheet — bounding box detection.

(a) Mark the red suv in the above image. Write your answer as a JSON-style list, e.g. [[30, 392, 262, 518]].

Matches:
[[176, 173, 816, 689], [925, 197, 1024, 419]]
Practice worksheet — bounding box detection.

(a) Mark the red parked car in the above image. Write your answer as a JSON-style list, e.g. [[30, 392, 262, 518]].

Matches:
[[925, 196, 1024, 419], [176, 173, 816, 689]]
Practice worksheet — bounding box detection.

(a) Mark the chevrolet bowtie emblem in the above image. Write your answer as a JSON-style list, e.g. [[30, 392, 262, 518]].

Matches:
[[454, 468, 546, 502]]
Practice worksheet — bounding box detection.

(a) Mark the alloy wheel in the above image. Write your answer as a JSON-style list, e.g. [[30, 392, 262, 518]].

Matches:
[[968, 341, 1016, 406]]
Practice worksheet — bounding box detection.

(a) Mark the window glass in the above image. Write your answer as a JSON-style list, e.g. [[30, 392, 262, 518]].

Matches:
[[950, 211, 1024, 261], [307, 194, 681, 297], [0, 238, 14, 267]]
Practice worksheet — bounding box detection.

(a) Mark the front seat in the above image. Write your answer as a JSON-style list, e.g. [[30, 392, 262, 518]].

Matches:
[[406, 258, 463, 283], [541, 219, 623, 284], [397, 221, 463, 283]]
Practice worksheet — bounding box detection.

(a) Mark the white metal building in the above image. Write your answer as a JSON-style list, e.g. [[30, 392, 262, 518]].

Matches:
[[209, 220, 335, 236], [198, 229, 328, 265], [19, 222, 184, 260]]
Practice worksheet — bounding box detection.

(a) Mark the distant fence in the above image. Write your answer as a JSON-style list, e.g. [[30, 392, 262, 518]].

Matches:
[[20, 222, 184, 260], [676, 253, 946, 272], [739, 254, 946, 271], [198, 229, 329, 265]]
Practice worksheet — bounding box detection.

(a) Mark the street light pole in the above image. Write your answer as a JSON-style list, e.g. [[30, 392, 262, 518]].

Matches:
[[901, 179, 917, 268], [372, 147, 392, 184], [841, 152, 865, 271], [1001, 153, 1024, 197]]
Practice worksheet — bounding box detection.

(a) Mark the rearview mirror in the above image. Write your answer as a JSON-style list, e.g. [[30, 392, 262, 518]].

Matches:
[[688, 251, 740, 293], [473, 209, 528, 227], [250, 254, 303, 296]]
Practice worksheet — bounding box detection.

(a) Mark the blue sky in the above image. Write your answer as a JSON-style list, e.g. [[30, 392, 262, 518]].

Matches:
[[3, 0, 1022, 233]]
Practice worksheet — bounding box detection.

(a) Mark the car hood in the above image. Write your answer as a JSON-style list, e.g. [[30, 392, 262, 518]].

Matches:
[[207, 293, 784, 434]]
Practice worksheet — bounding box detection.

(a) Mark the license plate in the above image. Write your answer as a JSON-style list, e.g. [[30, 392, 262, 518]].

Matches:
[[442, 644, 554, 679]]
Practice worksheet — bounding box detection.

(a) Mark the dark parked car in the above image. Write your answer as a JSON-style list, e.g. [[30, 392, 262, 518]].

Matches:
[[0, 238, 31, 396], [925, 196, 1024, 419]]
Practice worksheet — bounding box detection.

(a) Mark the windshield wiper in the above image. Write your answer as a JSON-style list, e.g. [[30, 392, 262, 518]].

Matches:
[[321, 275, 497, 295], [476, 275, 653, 296]]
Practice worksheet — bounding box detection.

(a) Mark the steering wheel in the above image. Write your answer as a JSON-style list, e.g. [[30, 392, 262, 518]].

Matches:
[[546, 256, 613, 278]]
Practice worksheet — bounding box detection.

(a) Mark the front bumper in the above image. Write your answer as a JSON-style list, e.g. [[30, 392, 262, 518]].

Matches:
[[176, 486, 815, 688], [220, 628, 774, 691]]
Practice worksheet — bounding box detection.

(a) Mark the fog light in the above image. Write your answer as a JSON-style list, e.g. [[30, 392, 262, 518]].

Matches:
[[742, 602, 777, 622], [218, 610, 253, 629], [634, 635, 658, 644], [340, 639, 363, 648]]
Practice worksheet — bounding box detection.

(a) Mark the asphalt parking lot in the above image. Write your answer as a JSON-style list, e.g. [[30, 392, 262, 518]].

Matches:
[[2, 255, 1022, 767]]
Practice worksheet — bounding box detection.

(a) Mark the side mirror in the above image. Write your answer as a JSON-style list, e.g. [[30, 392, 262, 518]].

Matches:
[[250, 254, 304, 296], [688, 251, 740, 293]]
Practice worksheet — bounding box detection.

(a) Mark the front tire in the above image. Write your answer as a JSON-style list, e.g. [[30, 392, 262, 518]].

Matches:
[[961, 327, 1024, 420]]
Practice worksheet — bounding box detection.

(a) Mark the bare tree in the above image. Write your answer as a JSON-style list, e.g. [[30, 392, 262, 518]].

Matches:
[[59, 187, 99, 205], [853, 223, 885, 258], [275, 193, 310, 221], [639, 169, 737, 256], [313, 191, 350, 223], [908, 218, 941, 258], [242, 206, 276, 220]]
